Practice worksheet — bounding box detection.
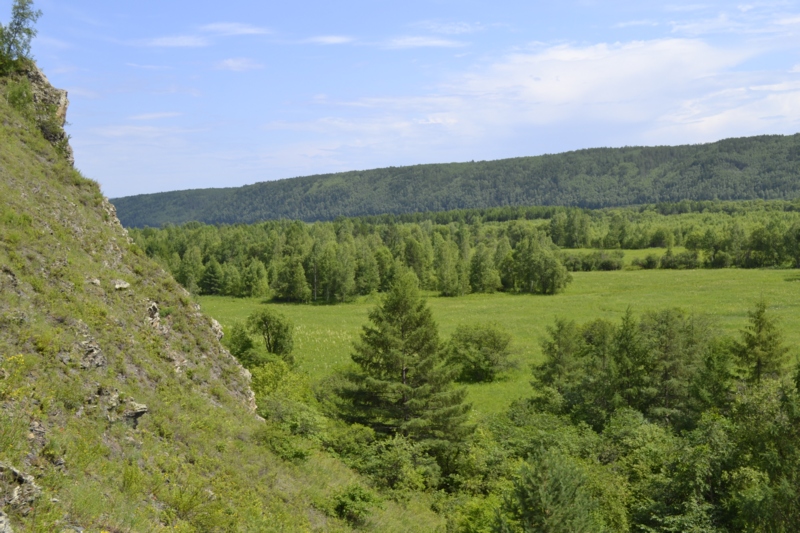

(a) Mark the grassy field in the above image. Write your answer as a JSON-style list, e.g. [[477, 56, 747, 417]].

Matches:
[[199, 268, 800, 416]]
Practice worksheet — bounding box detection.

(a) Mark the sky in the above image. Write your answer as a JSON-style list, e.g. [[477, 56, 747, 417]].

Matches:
[[11, 0, 800, 198]]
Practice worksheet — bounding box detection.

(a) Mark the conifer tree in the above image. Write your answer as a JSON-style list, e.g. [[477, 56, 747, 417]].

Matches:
[[734, 300, 788, 383], [199, 258, 223, 295], [341, 270, 472, 450]]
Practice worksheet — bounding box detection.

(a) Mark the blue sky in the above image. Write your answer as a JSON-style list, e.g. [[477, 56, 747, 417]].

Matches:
[[12, 0, 800, 197]]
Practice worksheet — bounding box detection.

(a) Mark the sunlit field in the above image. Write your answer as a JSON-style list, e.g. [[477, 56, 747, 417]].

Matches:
[[200, 268, 800, 416]]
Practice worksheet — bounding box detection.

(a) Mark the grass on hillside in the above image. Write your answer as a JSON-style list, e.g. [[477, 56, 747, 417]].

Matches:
[[200, 268, 800, 416]]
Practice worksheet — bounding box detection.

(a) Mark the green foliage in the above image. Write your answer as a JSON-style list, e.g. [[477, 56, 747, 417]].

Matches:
[[246, 306, 294, 363], [0, 0, 41, 72], [447, 323, 513, 383], [497, 450, 606, 533], [198, 257, 222, 295], [340, 271, 473, 450], [733, 299, 788, 383], [330, 484, 381, 526], [113, 134, 800, 227]]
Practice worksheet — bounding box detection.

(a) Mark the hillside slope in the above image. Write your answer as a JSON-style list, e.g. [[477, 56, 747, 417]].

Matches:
[[113, 134, 800, 227], [0, 70, 440, 531]]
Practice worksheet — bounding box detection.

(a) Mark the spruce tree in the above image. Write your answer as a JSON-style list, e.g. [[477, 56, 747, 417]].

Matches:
[[199, 258, 223, 295], [342, 270, 472, 450], [734, 300, 788, 383]]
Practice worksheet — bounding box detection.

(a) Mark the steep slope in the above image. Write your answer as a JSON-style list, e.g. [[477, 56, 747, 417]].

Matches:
[[0, 71, 441, 531], [112, 134, 800, 227]]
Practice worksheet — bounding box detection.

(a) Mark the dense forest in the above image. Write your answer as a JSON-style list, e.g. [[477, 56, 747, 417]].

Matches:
[[113, 134, 800, 227], [128, 200, 800, 303]]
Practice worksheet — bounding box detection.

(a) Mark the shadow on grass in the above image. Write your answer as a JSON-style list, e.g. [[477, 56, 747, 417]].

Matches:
[[785, 274, 800, 282]]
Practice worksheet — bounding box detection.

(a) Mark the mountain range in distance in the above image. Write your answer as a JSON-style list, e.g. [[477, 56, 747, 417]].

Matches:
[[112, 134, 800, 228]]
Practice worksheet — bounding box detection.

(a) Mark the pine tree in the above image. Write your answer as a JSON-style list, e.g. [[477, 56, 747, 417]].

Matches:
[[275, 257, 311, 302], [734, 300, 788, 383], [241, 259, 270, 298], [497, 450, 604, 533], [199, 258, 223, 295], [341, 270, 472, 450]]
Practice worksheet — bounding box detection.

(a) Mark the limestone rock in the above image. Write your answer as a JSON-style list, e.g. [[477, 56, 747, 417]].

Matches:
[[113, 280, 130, 290], [123, 402, 148, 428], [78, 339, 105, 369], [211, 318, 224, 341], [0, 462, 42, 516], [0, 510, 12, 533], [22, 63, 73, 165]]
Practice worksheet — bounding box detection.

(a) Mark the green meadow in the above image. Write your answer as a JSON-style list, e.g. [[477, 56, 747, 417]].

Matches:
[[199, 267, 800, 416]]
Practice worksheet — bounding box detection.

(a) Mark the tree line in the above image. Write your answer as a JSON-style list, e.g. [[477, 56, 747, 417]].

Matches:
[[129, 200, 800, 303], [113, 134, 800, 228], [131, 217, 573, 302]]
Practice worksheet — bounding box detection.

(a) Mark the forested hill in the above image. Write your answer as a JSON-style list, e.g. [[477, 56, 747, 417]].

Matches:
[[113, 134, 800, 227]]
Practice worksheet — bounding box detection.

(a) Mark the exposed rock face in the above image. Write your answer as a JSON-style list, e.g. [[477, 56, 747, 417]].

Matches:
[[22, 63, 73, 165], [0, 510, 13, 533], [0, 462, 41, 517], [211, 318, 224, 341]]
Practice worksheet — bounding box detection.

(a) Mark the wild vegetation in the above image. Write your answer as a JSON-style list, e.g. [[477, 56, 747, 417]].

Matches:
[[0, 5, 446, 529], [128, 199, 800, 309], [204, 275, 800, 531], [112, 133, 800, 227], [5, 2, 800, 530]]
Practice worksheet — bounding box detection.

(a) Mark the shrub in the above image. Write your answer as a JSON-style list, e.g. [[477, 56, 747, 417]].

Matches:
[[446, 323, 513, 383], [330, 484, 380, 526], [246, 307, 294, 365]]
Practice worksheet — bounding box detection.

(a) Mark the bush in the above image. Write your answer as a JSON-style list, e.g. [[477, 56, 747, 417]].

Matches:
[[330, 484, 380, 526], [246, 307, 294, 365], [632, 254, 660, 270], [660, 249, 700, 270], [446, 323, 513, 383]]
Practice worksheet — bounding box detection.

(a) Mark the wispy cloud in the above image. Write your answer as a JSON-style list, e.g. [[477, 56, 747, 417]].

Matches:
[[143, 35, 209, 48], [385, 36, 467, 49], [305, 35, 354, 45], [129, 112, 182, 121], [412, 21, 484, 35], [259, 37, 784, 163], [200, 23, 269, 36], [215, 58, 265, 72]]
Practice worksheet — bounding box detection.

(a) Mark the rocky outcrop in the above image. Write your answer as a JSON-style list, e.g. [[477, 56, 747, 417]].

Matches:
[[0, 462, 41, 518], [22, 63, 73, 165], [0, 510, 13, 533]]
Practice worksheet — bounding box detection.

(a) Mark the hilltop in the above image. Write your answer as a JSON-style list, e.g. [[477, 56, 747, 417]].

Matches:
[[112, 134, 800, 227], [0, 64, 441, 531]]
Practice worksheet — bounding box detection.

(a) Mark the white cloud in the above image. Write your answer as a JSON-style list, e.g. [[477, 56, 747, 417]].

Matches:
[[385, 36, 467, 49], [305, 35, 354, 45], [261, 38, 793, 160], [143, 35, 209, 47], [215, 58, 265, 72], [129, 112, 182, 121], [200, 23, 269, 36]]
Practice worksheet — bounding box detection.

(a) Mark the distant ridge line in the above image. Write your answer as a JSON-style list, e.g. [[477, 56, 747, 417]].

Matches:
[[111, 134, 800, 227]]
